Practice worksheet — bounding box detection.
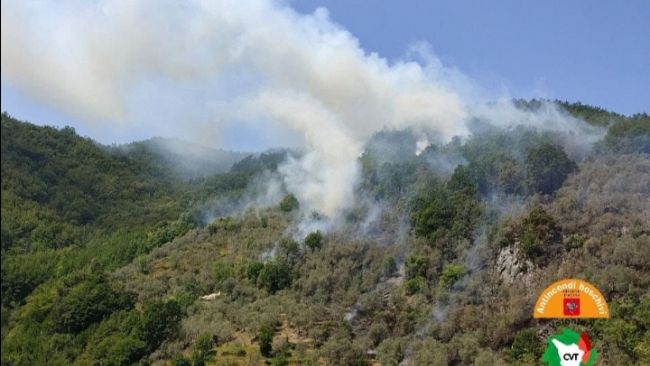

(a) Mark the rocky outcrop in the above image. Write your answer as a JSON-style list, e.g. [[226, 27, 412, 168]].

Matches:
[[496, 244, 534, 285]]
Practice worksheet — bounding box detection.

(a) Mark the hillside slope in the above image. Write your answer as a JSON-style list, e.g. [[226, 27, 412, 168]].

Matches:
[[1, 106, 649, 366]]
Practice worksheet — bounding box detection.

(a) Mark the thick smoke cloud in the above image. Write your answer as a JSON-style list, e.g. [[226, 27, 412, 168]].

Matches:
[[1, 0, 600, 221], [1, 0, 467, 218]]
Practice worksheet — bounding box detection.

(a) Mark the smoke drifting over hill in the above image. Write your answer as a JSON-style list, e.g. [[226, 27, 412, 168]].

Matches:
[[1, 0, 601, 220]]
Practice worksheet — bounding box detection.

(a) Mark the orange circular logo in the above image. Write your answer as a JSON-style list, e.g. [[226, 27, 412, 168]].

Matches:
[[534, 279, 609, 319]]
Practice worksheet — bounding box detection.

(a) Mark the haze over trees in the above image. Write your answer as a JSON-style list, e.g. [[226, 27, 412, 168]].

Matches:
[[1, 103, 649, 365]]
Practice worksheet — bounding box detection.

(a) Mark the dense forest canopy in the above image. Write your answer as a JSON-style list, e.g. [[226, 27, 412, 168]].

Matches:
[[1, 103, 649, 365]]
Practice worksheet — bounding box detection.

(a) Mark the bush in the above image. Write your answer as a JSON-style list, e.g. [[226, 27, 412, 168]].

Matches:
[[304, 231, 323, 252], [191, 333, 215, 366], [246, 261, 264, 282], [439, 264, 465, 289], [50, 274, 133, 333], [519, 206, 561, 260], [319, 335, 369, 366], [383, 257, 397, 277], [405, 255, 430, 279], [405, 277, 425, 295], [214, 260, 237, 284], [207, 217, 241, 234], [278, 238, 300, 264], [172, 354, 191, 366], [279, 194, 299, 212], [411, 339, 448, 366], [259, 325, 275, 357], [138, 299, 183, 351], [271, 350, 290, 366], [509, 329, 542, 361], [601, 114, 650, 153], [88, 334, 147, 366], [525, 143, 577, 195], [257, 260, 292, 294], [411, 166, 482, 241]]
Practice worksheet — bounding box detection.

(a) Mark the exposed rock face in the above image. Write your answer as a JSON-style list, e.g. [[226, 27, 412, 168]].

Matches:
[[496, 244, 534, 284]]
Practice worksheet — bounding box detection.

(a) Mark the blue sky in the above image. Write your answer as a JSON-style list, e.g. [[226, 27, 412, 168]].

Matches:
[[1, 0, 648, 148], [291, 0, 649, 114]]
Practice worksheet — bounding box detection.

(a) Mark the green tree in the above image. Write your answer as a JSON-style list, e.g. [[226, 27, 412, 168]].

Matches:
[[411, 166, 482, 241], [246, 261, 265, 282], [257, 260, 292, 294], [519, 206, 561, 260], [138, 299, 183, 351], [172, 354, 192, 366], [50, 274, 133, 333], [304, 231, 323, 252], [509, 329, 542, 362], [525, 143, 577, 194], [405, 277, 425, 295], [259, 325, 274, 357], [440, 264, 465, 288], [279, 194, 299, 212], [191, 333, 215, 366], [405, 255, 430, 279]]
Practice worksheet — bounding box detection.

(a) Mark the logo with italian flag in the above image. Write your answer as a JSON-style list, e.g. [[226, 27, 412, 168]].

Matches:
[[542, 328, 597, 366]]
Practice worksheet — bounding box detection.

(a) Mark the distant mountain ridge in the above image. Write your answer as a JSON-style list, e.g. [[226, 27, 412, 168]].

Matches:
[[115, 137, 249, 180]]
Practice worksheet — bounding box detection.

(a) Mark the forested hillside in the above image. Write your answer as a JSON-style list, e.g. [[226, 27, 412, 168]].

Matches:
[[1, 105, 649, 366]]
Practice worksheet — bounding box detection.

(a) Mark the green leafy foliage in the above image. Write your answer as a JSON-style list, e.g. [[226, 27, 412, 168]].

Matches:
[[519, 206, 561, 260], [304, 230, 323, 252], [2, 104, 649, 365], [525, 143, 577, 195], [279, 193, 299, 212], [191, 333, 215, 366], [138, 299, 183, 351], [439, 264, 465, 288], [555, 100, 625, 126], [600, 113, 650, 153], [509, 328, 542, 362], [259, 324, 275, 357], [405, 277, 425, 295], [411, 166, 482, 241], [50, 273, 134, 333], [257, 259, 293, 294], [405, 255, 430, 279]]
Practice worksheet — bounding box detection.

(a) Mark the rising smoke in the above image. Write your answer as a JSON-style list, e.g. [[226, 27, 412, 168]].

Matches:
[[1, 0, 602, 225]]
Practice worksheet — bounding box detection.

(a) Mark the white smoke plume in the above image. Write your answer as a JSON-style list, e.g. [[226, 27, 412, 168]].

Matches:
[[1, 0, 600, 222], [1, 0, 468, 218]]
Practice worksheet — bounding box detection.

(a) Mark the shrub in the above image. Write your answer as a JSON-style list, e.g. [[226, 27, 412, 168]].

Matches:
[[509, 329, 542, 361], [411, 166, 482, 241], [279, 194, 299, 212], [259, 325, 275, 357], [246, 261, 264, 282], [278, 238, 300, 264], [519, 206, 561, 260], [257, 260, 292, 294], [207, 217, 240, 234], [88, 334, 147, 366], [439, 264, 464, 289], [138, 299, 183, 351], [525, 143, 577, 194], [271, 350, 290, 366], [214, 260, 237, 284], [383, 257, 397, 277], [601, 114, 650, 153], [50, 275, 133, 333], [172, 354, 191, 366], [405, 277, 425, 295], [405, 255, 430, 279], [304, 231, 323, 252], [191, 333, 215, 366]]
